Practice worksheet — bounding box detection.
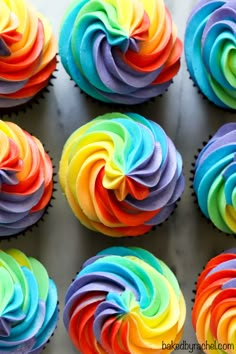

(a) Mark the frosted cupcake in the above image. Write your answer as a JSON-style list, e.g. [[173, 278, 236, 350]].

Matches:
[[0, 0, 57, 111], [59, 112, 185, 237], [59, 0, 182, 105], [64, 246, 186, 353], [0, 120, 54, 237], [0, 248, 59, 353], [192, 248, 236, 354], [185, 0, 236, 110], [193, 123, 236, 234]]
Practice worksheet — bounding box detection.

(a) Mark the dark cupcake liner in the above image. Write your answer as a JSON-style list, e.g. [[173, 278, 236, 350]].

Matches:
[[71, 76, 170, 111], [190, 136, 236, 239], [187, 70, 236, 114], [0, 56, 59, 119], [41, 300, 60, 353], [0, 154, 57, 242]]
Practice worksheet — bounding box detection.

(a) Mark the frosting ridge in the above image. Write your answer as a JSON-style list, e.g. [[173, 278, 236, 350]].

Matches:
[[185, 0, 236, 110], [194, 123, 236, 234], [64, 246, 186, 353], [59, 0, 182, 105], [0, 0, 57, 108], [59, 112, 185, 237], [0, 120, 53, 236], [192, 248, 236, 353], [0, 248, 58, 353]]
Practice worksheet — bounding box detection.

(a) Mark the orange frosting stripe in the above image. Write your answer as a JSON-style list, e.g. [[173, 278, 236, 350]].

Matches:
[[192, 250, 236, 354], [59, 113, 184, 237], [0, 0, 57, 108], [0, 120, 53, 236], [59, 0, 182, 104]]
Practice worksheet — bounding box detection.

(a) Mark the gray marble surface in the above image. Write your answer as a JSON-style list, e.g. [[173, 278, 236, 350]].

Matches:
[[2, 0, 236, 353]]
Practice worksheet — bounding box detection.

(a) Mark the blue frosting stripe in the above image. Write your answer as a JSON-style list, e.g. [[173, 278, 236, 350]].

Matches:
[[194, 123, 236, 233], [59, 0, 182, 104], [59, 112, 185, 236], [63, 247, 185, 353], [0, 250, 58, 353], [184, 0, 236, 109]]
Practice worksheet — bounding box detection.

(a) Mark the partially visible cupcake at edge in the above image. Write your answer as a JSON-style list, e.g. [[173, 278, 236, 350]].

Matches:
[[63, 246, 186, 353], [192, 248, 236, 354], [59, 0, 182, 105], [185, 0, 236, 111], [59, 112, 185, 237], [0, 248, 59, 353], [0, 0, 57, 112], [193, 123, 236, 235], [0, 120, 54, 238]]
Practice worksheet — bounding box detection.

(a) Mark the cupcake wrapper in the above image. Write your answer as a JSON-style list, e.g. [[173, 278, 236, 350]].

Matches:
[[0, 155, 57, 241], [187, 70, 236, 114], [0, 57, 59, 118], [41, 301, 60, 353], [71, 74, 170, 111]]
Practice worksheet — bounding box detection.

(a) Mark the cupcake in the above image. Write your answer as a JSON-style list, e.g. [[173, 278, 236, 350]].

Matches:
[[59, 112, 185, 237], [59, 0, 182, 105], [0, 248, 59, 353], [192, 248, 236, 353], [193, 123, 236, 235], [0, 0, 57, 112], [184, 0, 236, 111], [0, 120, 54, 238], [64, 246, 186, 354]]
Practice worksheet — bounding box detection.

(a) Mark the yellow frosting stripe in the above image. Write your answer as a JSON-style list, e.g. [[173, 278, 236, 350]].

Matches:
[[227, 317, 236, 354], [59, 0, 182, 104], [64, 247, 186, 353], [217, 309, 236, 346], [0, 120, 53, 237], [0, 0, 57, 106], [0, 131, 10, 161], [193, 248, 236, 354], [6, 249, 32, 270], [59, 112, 185, 237], [140, 0, 165, 40], [6, 122, 31, 180], [0, 0, 11, 31], [225, 205, 236, 233], [205, 327, 221, 354], [103, 0, 135, 32], [11, 5, 37, 56], [5, 0, 27, 33], [196, 293, 220, 344]]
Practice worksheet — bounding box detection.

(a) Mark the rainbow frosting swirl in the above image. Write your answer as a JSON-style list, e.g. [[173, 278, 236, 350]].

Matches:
[[64, 246, 186, 354], [192, 248, 236, 354], [59, 112, 185, 237], [0, 248, 58, 353], [185, 0, 236, 110], [194, 123, 236, 234], [0, 0, 57, 109], [59, 0, 182, 105], [0, 120, 53, 237]]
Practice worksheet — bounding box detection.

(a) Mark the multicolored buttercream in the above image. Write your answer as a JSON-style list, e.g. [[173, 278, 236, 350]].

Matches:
[[0, 120, 53, 237], [192, 248, 236, 354], [59, 112, 185, 237], [0, 0, 57, 109], [64, 246, 186, 354], [0, 248, 58, 353], [59, 0, 182, 105], [185, 0, 236, 110], [193, 123, 236, 234]]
